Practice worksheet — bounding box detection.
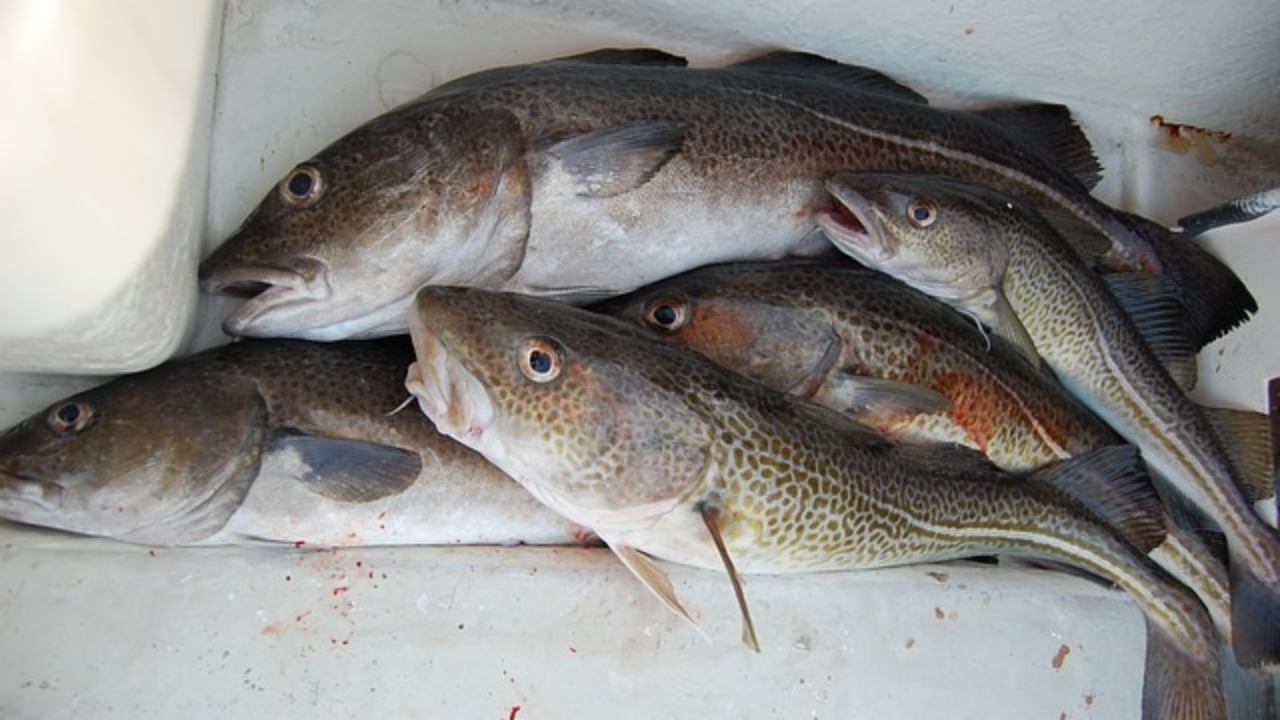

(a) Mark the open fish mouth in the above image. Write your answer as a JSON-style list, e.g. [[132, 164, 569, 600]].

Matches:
[[0, 471, 63, 512], [198, 260, 333, 338], [815, 179, 895, 263], [404, 293, 495, 442]]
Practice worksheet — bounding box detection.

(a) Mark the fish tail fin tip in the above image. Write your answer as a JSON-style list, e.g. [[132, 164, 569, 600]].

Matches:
[[1229, 555, 1280, 667], [1142, 627, 1227, 720]]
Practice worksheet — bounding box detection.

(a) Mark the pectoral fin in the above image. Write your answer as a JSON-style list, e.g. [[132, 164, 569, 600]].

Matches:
[[697, 499, 760, 652], [983, 291, 1040, 368], [816, 373, 952, 430], [268, 432, 422, 502], [608, 541, 702, 636], [541, 122, 686, 198]]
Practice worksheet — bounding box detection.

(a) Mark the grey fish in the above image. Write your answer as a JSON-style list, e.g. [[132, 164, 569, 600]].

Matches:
[[0, 339, 584, 547], [200, 48, 1252, 346], [596, 259, 1233, 640], [817, 172, 1280, 667], [1176, 185, 1280, 237], [404, 285, 1226, 720]]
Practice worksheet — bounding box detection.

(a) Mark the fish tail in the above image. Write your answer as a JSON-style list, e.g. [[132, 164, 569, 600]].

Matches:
[[1119, 211, 1257, 347], [1142, 623, 1227, 720], [1220, 642, 1279, 720], [1228, 549, 1280, 667]]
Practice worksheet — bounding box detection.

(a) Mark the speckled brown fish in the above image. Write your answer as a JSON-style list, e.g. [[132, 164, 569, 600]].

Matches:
[[200, 48, 1251, 345], [404, 285, 1225, 720], [595, 259, 1233, 641], [0, 339, 583, 546], [817, 172, 1280, 668]]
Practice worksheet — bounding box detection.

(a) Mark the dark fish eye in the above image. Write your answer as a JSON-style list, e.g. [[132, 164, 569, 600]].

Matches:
[[519, 338, 563, 383], [907, 198, 938, 228], [48, 400, 93, 435], [280, 164, 325, 207], [642, 296, 689, 332]]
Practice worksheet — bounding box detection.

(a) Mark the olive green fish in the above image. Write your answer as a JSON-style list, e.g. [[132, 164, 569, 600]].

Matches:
[[404, 285, 1226, 720], [817, 172, 1280, 668], [596, 259, 1233, 640], [0, 339, 584, 546], [200, 48, 1251, 346]]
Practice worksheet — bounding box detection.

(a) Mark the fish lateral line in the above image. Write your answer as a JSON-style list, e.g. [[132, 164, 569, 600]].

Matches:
[[695, 495, 760, 653]]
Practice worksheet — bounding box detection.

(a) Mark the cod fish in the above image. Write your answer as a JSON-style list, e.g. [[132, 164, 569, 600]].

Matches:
[[817, 173, 1280, 667], [404, 285, 1226, 720], [597, 259, 1233, 639], [0, 339, 583, 546], [201, 48, 1251, 347]]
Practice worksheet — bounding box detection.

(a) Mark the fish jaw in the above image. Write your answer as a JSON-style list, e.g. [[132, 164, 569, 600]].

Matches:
[[815, 179, 897, 267], [200, 257, 349, 340], [404, 317, 495, 445]]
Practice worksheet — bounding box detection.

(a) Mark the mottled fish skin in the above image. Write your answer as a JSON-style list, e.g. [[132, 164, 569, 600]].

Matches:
[[818, 173, 1280, 667], [404, 286, 1224, 719], [596, 258, 1233, 643], [201, 49, 1251, 344], [0, 340, 583, 547]]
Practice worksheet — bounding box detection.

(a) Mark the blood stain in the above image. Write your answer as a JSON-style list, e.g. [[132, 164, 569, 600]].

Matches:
[[1052, 644, 1071, 670], [508, 706, 521, 720]]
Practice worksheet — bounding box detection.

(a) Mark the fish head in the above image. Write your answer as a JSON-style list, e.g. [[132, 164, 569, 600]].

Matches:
[[405, 286, 715, 534], [594, 263, 842, 396], [816, 173, 1012, 304], [0, 366, 268, 544], [200, 104, 533, 341]]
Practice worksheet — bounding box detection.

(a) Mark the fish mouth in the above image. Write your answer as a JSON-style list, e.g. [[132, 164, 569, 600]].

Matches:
[[198, 259, 333, 338], [815, 178, 895, 263], [404, 290, 495, 443], [0, 471, 63, 512]]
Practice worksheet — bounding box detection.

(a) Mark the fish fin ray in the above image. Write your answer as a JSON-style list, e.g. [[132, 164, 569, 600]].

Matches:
[[542, 122, 686, 198], [549, 48, 688, 67], [608, 541, 703, 636], [268, 432, 422, 502], [1228, 547, 1280, 667], [728, 50, 928, 104], [975, 104, 1103, 190], [1121, 211, 1256, 348], [1030, 445, 1166, 553], [986, 291, 1041, 368], [819, 373, 952, 428], [1142, 625, 1227, 720], [1202, 406, 1273, 512], [1104, 273, 1198, 391], [696, 499, 760, 652]]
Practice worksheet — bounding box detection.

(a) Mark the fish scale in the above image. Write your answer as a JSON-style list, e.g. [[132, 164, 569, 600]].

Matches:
[[404, 285, 1225, 720]]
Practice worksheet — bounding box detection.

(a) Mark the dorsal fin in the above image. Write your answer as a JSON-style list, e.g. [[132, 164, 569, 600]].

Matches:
[[1030, 445, 1167, 554], [1203, 407, 1274, 514], [1104, 273, 1198, 391], [551, 48, 688, 67], [976, 104, 1103, 190], [729, 50, 929, 104]]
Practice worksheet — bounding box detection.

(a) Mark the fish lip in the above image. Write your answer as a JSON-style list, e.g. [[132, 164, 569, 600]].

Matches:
[[404, 290, 495, 441], [0, 470, 63, 510], [200, 260, 333, 337], [816, 179, 895, 263]]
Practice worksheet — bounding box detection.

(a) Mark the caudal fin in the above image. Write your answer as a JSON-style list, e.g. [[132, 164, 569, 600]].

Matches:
[[1142, 625, 1227, 720], [1120, 212, 1257, 347], [1230, 552, 1280, 667]]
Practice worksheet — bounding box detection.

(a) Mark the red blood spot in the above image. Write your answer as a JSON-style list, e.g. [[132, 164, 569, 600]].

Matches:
[[377, 512, 387, 520], [333, 586, 349, 596], [295, 611, 311, 623], [284, 575, 292, 582], [508, 706, 521, 720], [569, 647, 577, 654], [293, 540, 306, 548], [356, 561, 363, 568]]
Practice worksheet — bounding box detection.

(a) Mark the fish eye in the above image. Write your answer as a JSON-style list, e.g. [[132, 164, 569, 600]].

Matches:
[[47, 400, 94, 435], [279, 164, 325, 207], [642, 296, 690, 333], [519, 338, 563, 383], [907, 199, 938, 228]]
